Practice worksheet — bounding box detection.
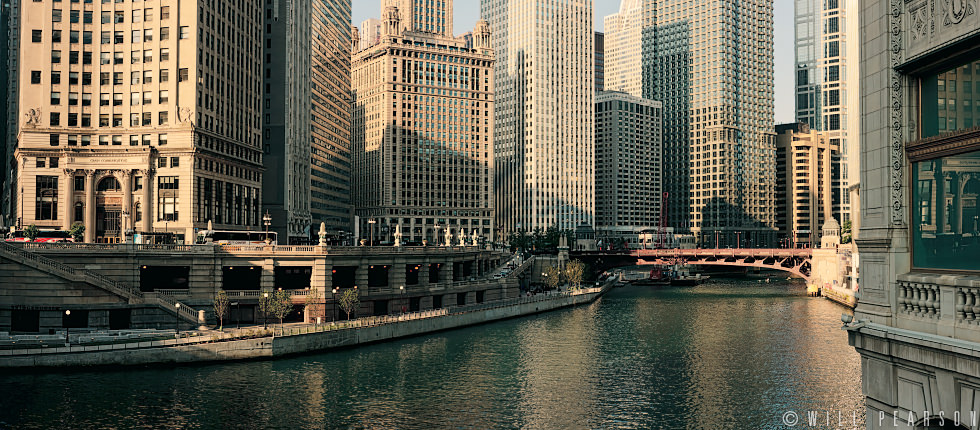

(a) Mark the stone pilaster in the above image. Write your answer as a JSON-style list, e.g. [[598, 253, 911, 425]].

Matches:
[[61, 169, 75, 230], [83, 170, 96, 243]]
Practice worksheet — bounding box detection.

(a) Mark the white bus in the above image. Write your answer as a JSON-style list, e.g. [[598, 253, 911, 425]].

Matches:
[[197, 230, 277, 245]]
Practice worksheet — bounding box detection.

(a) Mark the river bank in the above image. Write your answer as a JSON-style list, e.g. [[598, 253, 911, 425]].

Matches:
[[0, 284, 611, 369]]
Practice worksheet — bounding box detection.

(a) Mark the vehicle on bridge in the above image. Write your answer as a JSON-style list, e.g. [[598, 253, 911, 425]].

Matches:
[[4, 230, 74, 243], [196, 230, 278, 245]]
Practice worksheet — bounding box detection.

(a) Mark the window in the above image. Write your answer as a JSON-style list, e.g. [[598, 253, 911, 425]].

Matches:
[[75, 176, 85, 191], [159, 48, 169, 62], [114, 31, 123, 44], [49, 134, 60, 146], [179, 26, 189, 39], [70, 10, 79, 23], [158, 133, 167, 145], [112, 135, 122, 145], [101, 11, 111, 23], [171, 157, 179, 168], [55, 72, 64, 84], [159, 69, 169, 82], [81, 114, 91, 127], [51, 50, 61, 63], [159, 90, 168, 104], [112, 114, 122, 127], [81, 135, 91, 146], [131, 50, 140, 64], [82, 31, 92, 44], [143, 49, 152, 63], [83, 11, 92, 24], [144, 29, 153, 41], [31, 71, 41, 84], [114, 11, 124, 23], [35, 176, 59, 221], [132, 9, 141, 23], [69, 51, 79, 64], [158, 176, 179, 221], [82, 52, 92, 64], [912, 149, 980, 272], [81, 93, 91, 106], [143, 91, 151, 104], [178, 68, 188, 82], [160, 27, 170, 40], [52, 9, 62, 22], [113, 72, 122, 85], [130, 135, 139, 146], [143, 70, 152, 83], [159, 111, 168, 124], [82, 72, 91, 85], [100, 52, 110, 65], [68, 113, 78, 126], [131, 72, 140, 85], [142, 134, 151, 145], [98, 134, 109, 145], [52, 30, 61, 43], [50, 92, 61, 105], [113, 51, 123, 64], [144, 8, 153, 21], [131, 92, 140, 105], [130, 113, 139, 126], [113, 93, 122, 106], [131, 30, 141, 43], [161, 6, 169, 19], [50, 158, 58, 169], [100, 93, 110, 106], [921, 59, 980, 138], [32, 30, 42, 43]]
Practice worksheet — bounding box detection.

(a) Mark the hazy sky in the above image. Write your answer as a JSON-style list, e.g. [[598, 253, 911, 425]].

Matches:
[[353, 1, 795, 124]]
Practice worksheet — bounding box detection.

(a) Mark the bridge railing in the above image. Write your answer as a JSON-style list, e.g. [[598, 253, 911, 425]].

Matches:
[[11, 242, 493, 256]]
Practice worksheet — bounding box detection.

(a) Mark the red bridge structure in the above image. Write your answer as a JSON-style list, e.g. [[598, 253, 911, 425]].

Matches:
[[572, 248, 814, 282]]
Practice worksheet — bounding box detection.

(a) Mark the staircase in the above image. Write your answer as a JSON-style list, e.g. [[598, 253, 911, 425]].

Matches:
[[0, 241, 143, 303]]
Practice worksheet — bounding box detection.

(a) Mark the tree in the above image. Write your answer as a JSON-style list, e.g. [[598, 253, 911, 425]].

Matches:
[[271, 289, 292, 330], [338, 288, 360, 320], [564, 260, 587, 290], [69, 222, 85, 242], [258, 293, 271, 329], [213, 290, 229, 330], [841, 220, 852, 244], [544, 265, 562, 291], [305, 287, 323, 324], [24, 224, 39, 242]]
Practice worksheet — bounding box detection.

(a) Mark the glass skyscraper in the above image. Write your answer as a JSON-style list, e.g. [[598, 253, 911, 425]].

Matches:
[[606, 0, 777, 246]]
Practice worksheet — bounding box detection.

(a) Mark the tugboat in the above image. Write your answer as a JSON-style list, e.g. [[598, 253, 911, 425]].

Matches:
[[669, 263, 709, 286], [633, 266, 672, 286]]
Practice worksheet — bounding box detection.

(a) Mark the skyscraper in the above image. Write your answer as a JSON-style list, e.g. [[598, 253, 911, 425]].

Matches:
[[595, 91, 662, 241], [595, 31, 604, 93], [794, 0, 860, 225], [606, 0, 777, 247], [481, 0, 595, 235], [775, 122, 839, 248], [383, 0, 453, 36], [10, 0, 264, 243], [1, 0, 16, 228], [352, 2, 494, 245], [263, 0, 352, 244]]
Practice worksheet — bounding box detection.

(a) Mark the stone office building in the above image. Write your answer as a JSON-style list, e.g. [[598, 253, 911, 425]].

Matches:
[[9, 0, 264, 243], [847, 1, 980, 428], [352, 1, 495, 245]]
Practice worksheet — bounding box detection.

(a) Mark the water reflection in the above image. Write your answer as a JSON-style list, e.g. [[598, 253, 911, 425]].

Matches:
[[0, 278, 863, 429]]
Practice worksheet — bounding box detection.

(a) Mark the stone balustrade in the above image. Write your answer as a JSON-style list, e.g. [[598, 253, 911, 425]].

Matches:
[[895, 273, 980, 343]]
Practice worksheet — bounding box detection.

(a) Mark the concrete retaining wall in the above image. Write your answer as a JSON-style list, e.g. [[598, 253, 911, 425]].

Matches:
[[0, 287, 607, 368]]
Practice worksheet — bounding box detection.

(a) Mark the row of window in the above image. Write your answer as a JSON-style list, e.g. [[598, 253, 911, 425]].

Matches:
[[50, 48, 173, 65], [31, 68, 189, 86], [48, 6, 172, 24], [45, 111, 171, 128], [47, 132, 167, 146]]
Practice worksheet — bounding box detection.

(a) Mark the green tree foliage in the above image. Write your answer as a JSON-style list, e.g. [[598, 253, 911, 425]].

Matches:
[[24, 224, 39, 242], [305, 287, 323, 324], [339, 288, 360, 320], [563, 260, 587, 290], [841, 220, 852, 244], [544, 265, 562, 291], [271, 289, 292, 329], [213, 290, 229, 330], [69, 222, 85, 242], [508, 226, 575, 253]]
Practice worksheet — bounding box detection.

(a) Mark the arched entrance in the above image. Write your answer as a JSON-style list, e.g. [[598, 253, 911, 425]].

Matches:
[[95, 175, 123, 243]]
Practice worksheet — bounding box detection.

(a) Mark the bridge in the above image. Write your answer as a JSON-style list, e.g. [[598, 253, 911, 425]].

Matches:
[[572, 248, 813, 282]]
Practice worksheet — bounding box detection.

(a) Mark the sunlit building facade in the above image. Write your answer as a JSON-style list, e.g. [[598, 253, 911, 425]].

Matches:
[[481, 0, 595, 235], [10, 0, 264, 243], [352, 3, 494, 245], [605, 0, 776, 246]]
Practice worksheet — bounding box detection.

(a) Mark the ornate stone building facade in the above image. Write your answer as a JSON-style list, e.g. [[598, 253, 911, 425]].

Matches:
[[847, 1, 980, 427], [352, 2, 494, 245], [11, 0, 264, 243]]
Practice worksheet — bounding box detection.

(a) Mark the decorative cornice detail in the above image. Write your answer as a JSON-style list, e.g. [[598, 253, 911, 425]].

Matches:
[[906, 127, 980, 162]]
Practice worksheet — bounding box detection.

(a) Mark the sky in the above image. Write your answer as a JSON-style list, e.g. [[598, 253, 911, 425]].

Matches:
[[353, 1, 795, 124]]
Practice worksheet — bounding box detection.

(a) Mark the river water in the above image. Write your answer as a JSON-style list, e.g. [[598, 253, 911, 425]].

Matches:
[[0, 277, 863, 429]]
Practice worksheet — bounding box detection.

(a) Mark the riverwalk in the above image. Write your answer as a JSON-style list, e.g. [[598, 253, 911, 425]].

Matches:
[[0, 283, 612, 368]]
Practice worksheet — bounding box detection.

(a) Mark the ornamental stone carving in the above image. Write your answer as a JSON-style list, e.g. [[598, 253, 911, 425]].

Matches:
[[23, 108, 41, 127]]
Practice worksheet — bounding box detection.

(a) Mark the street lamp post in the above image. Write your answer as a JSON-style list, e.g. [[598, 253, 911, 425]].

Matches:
[[736, 231, 742, 249], [331, 287, 339, 322], [174, 303, 180, 337], [368, 219, 376, 247], [263, 211, 272, 244], [64, 310, 70, 346], [715, 231, 720, 249], [231, 301, 240, 329], [262, 292, 269, 329]]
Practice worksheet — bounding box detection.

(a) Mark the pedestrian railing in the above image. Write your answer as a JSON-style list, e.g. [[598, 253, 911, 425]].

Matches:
[[0, 280, 614, 358], [0, 242, 143, 302]]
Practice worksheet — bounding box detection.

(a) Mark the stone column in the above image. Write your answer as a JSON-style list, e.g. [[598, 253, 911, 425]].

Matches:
[[120, 170, 132, 243], [83, 170, 96, 243], [392, 258, 407, 291], [61, 169, 75, 230], [355, 265, 369, 290], [140, 169, 152, 233]]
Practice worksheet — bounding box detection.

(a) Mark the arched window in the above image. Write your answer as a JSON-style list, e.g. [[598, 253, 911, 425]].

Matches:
[[74, 202, 83, 222], [96, 177, 121, 191]]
